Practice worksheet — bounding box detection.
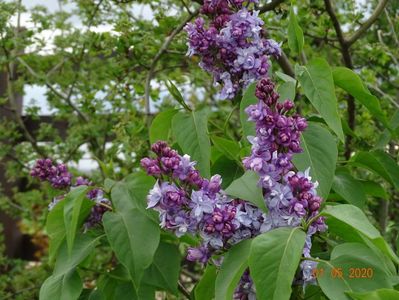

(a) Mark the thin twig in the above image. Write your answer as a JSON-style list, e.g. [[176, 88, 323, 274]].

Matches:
[[258, 0, 285, 14], [63, 0, 104, 122], [2, 0, 46, 157], [346, 0, 389, 46], [324, 0, 355, 160], [144, 8, 199, 118], [384, 8, 399, 47], [16, 57, 89, 122], [178, 281, 191, 299], [276, 51, 295, 77], [369, 85, 399, 109]]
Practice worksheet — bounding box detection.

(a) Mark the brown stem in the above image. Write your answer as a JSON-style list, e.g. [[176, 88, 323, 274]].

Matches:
[[346, 0, 389, 47], [258, 0, 285, 14], [324, 0, 355, 159], [178, 281, 191, 299]]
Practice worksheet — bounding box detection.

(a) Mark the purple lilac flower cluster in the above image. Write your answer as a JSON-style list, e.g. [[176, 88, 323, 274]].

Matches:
[[30, 158, 72, 189], [30, 159, 111, 229], [243, 77, 327, 284], [185, 0, 281, 99], [141, 141, 265, 263]]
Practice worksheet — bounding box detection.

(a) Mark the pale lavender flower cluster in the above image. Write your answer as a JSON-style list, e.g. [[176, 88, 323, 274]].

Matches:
[[30, 159, 111, 229], [141, 141, 265, 264], [185, 0, 281, 99], [243, 78, 327, 284]]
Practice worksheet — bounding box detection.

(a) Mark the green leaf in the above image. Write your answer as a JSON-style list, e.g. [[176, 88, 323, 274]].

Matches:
[[287, 7, 304, 54], [332, 169, 367, 208], [322, 204, 399, 264], [350, 150, 399, 190], [215, 239, 252, 300], [53, 233, 104, 276], [211, 135, 241, 161], [112, 172, 155, 214], [103, 209, 160, 288], [249, 227, 306, 300], [225, 171, 267, 213], [277, 81, 296, 102], [293, 122, 338, 199], [332, 67, 389, 128], [375, 110, 399, 149], [149, 109, 179, 144], [63, 186, 93, 254], [211, 155, 244, 189], [194, 265, 217, 300], [40, 233, 103, 300], [142, 241, 181, 295], [172, 109, 211, 178], [347, 289, 399, 300], [47, 200, 66, 263], [40, 269, 82, 300], [322, 204, 380, 239], [104, 178, 116, 193], [96, 266, 155, 300], [276, 71, 296, 83], [360, 180, 388, 200], [165, 80, 191, 111], [318, 243, 394, 300], [240, 82, 257, 138], [296, 59, 344, 141]]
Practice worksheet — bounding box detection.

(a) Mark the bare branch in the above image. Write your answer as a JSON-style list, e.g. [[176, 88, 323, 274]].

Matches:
[[323, 0, 355, 159], [17, 57, 89, 122], [144, 8, 200, 116], [384, 8, 399, 47], [346, 0, 389, 47], [276, 51, 295, 78], [258, 0, 285, 14]]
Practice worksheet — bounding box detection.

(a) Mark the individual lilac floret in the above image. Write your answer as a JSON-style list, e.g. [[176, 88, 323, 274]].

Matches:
[[185, 1, 280, 99]]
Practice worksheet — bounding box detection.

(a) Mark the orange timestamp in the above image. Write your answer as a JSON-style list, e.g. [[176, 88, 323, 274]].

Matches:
[[312, 267, 374, 279]]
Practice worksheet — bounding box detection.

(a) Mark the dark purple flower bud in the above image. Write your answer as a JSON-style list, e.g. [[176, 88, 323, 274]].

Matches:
[[296, 117, 308, 131], [309, 201, 320, 212], [151, 141, 168, 155], [161, 156, 180, 171], [275, 115, 287, 128], [141, 158, 162, 176], [283, 100, 294, 111], [187, 170, 203, 187]]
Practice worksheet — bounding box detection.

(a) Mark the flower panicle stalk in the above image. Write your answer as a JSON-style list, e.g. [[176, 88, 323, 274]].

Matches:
[[243, 77, 327, 286]]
